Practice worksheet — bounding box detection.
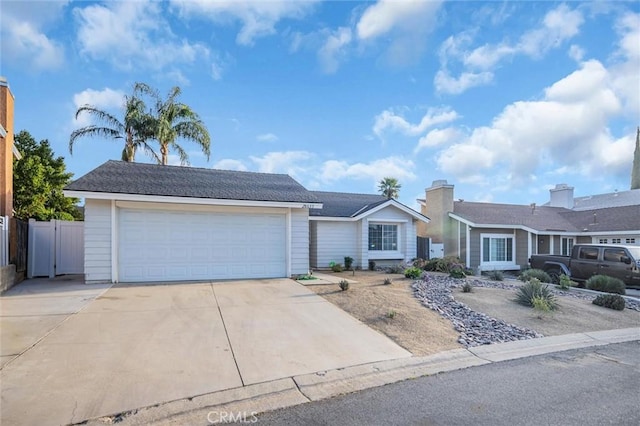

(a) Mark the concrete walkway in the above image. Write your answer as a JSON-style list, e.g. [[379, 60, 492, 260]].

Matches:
[[0, 278, 409, 426]]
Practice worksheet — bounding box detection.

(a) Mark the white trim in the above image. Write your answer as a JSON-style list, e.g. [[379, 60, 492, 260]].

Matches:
[[527, 231, 532, 261], [465, 224, 471, 267], [286, 208, 292, 277], [64, 190, 322, 210], [114, 200, 287, 214], [12, 144, 21, 160], [111, 200, 118, 283], [354, 199, 429, 222], [457, 220, 461, 258], [480, 233, 517, 269], [550, 235, 554, 255]]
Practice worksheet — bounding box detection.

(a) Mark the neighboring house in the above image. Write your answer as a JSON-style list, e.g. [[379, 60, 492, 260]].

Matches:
[[419, 180, 640, 272], [64, 161, 322, 283], [1, 77, 21, 217], [309, 191, 430, 270]]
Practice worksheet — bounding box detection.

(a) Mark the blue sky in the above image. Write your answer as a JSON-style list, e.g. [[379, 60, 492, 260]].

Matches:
[[1, 1, 639, 209]]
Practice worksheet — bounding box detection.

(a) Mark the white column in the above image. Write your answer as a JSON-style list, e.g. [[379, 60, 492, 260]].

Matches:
[[465, 224, 471, 268]]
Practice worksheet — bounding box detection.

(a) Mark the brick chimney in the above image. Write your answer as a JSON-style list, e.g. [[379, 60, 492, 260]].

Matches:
[[549, 183, 574, 209], [419, 179, 455, 244], [0, 77, 16, 217]]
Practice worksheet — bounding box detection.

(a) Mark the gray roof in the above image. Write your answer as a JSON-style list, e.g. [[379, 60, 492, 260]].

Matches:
[[65, 160, 319, 203], [571, 189, 640, 211], [309, 191, 388, 217], [452, 201, 640, 233]]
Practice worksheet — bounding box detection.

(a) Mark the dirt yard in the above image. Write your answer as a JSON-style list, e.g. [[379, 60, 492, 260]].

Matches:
[[307, 271, 640, 356], [307, 271, 461, 356]]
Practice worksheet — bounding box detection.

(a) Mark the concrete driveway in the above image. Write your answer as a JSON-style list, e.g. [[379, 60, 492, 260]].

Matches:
[[0, 278, 410, 425]]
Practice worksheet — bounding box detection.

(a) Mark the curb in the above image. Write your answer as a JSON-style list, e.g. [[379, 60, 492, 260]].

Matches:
[[81, 327, 640, 425]]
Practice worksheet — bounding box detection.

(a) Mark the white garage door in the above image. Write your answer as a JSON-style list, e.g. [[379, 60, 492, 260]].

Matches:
[[118, 209, 286, 282]]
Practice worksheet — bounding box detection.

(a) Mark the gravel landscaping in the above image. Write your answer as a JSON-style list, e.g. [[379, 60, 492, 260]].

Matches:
[[413, 273, 640, 348]]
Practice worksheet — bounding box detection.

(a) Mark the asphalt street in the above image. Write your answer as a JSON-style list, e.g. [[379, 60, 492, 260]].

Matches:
[[257, 341, 640, 426]]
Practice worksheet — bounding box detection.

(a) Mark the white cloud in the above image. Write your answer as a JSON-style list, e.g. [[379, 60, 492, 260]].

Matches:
[[318, 27, 352, 74], [436, 4, 585, 95], [355, 0, 443, 66], [256, 133, 279, 142], [320, 157, 416, 184], [373, 107, 459, 139], [171, 0, 318, 46], [74, 0, 209, 71], [435, 59, 627, 186], [213, 159, 248, 171], [356, 0, 442, 41], [71, 87, 125, 127], [568, 44, 585, 62], [414, 127, 462, 153], [609, 12, 640, 117], [0, 1, 67, 71], [250, 151, 314, 178], [433, 70, 493, 95]]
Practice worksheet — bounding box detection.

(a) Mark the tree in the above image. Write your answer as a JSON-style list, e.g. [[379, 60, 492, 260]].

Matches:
[[378, 177, 401, 199], [69, 84, 159, 163], [632, 127, 640, 190], [14, 130, 81, 221], [139, 83, 211, 165]]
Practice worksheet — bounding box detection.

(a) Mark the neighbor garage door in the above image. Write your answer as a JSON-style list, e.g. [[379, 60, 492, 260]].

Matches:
[[118, 208, 286, 282]]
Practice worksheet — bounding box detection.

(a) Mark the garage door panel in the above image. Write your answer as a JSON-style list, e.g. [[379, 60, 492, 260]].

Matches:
[[118, 209, 286, 282]]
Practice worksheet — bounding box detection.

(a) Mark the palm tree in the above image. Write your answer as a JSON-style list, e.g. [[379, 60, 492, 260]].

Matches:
[[69, 86, 159, 163], [378, 177, 401, 199], [139, 83, 211, 165]]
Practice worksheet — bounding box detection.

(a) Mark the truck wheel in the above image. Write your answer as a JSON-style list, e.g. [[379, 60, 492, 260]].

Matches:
[[547, 269, 560, 284]]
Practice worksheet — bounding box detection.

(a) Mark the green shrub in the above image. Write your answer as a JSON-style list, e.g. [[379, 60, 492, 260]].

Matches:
[[331, 263, 343, 273], [449, 265, 466, 279], [515, 279, 557, 310], [344, 256, 354, 270], [404, 267, 422, 279], [586, 275, 626, 295], [592, 294, 626, 311], [558, 274, 576, 290], [518, 268, 552, 283], [532, 295, 553, 313], [462, 282, 473, 293], [339, 279, 350, 291], [383, 277, 393, 285], [386, 309, 397, 319], [487, 270, 504, 281], [368, 260, 376, 271], [296, 274, 317, 281]]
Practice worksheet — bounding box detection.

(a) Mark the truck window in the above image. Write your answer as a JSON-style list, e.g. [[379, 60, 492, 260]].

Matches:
[[603, 248, 626, 263], [578, 247, 599, 260]]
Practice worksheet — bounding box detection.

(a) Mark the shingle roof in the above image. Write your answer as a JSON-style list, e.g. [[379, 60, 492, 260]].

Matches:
[[65, 160, 319, 203], [571, 189, 640, 211], [452, 201, 640, 232], [560, 205, 640, 232], [309, 191, 388, 217]]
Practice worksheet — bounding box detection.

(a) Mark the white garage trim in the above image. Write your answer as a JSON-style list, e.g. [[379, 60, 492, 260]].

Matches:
[[65, 190, 322, 210]]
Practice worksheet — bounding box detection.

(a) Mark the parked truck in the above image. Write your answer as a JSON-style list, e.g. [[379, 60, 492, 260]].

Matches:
[[529, 244, 640, 288]]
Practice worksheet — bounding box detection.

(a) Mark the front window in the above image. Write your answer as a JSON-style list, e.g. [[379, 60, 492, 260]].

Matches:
[[482, 235, 514, 263], [369, 224, 398, 251], [626, 238, 636, 244], [561, 237, 574, 256], [599, 238, 608, 244]]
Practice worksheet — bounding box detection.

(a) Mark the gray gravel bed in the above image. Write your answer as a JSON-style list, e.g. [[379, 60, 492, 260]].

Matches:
[[412, 273, 640, 348]]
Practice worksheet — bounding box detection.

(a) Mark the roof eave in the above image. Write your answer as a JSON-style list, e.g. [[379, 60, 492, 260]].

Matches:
[[64, 190, 323, 209]]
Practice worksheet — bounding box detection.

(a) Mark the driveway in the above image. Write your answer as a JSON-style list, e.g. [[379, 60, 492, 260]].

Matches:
[[0, 278, 410, 425]]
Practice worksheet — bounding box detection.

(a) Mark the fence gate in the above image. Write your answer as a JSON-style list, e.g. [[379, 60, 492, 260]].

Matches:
[[416, 236, 430, 260], [0, 216, 8, 267], [28, 219, 84, 278]]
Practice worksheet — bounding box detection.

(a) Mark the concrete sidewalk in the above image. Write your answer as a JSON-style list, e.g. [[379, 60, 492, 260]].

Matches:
[[86, 327, 640, 426]]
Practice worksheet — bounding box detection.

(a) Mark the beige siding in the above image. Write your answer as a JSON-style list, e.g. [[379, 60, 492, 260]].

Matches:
[[315, 221, 358, 268], [84, 199, 112, 283], [290, 208, 309, 275]]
